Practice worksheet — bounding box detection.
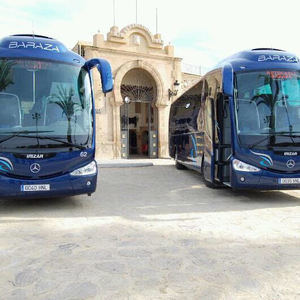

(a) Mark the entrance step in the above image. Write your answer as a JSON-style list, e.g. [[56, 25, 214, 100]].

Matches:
[[97, 158, 175, 168]]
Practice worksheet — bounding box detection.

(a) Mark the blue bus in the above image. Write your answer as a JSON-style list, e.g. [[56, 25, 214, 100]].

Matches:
[[0, 34, 113, 198], [169, 48, 300, 189]]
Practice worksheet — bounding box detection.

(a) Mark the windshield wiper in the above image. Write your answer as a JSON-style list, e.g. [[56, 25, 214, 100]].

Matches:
[[273, 131, 300, 137], [0, 130, 54, 145], [249, 135, 272, 149], [0, 130, 54, 134], [248, 132, 300, 149], [0, 132, 86, 150], [33, 136, 87, 150]]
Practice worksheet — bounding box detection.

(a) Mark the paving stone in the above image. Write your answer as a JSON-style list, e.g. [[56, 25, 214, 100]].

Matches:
[[59, 281, 98, 300], [14, 269, 39, 287], [95, 261, 127, 274], [0, 166, 299, 299]]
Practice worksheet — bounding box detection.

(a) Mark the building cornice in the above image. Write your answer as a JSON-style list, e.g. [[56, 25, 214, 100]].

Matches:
[[82, 44, 182, 62]]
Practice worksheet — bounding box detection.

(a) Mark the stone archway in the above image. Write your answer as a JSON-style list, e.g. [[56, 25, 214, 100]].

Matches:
[[120, 68, 158, 158], [113, 60, 163, 107], [111, 60, 166, 158]]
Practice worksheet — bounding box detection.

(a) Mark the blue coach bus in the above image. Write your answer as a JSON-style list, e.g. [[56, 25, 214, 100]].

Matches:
[[0, 34, 113, 198], [169, 48, 300, 189]]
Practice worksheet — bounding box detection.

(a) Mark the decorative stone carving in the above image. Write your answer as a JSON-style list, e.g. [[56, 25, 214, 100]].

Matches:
[[73, 24, 201, 159]]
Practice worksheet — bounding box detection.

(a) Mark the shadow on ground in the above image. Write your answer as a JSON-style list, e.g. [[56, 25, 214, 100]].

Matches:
[[0, 165, 299, 221], [0, 167, 299, 299]]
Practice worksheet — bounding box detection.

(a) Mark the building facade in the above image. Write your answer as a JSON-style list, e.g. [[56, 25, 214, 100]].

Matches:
[[73, 24, 200, 159]]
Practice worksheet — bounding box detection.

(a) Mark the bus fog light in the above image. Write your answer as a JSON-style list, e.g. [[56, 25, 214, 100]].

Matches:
[[71, 161, 97, 176], [232, 159, 260, 172], [240, 177, 245, 182], [87, 181, 91, 186]]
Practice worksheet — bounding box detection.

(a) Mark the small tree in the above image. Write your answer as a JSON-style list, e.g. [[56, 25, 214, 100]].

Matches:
[[0, 60, 15, 92], [51, 85, 80, 143]]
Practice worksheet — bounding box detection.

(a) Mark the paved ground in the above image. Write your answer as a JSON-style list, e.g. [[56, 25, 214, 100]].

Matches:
[[0, 165, 299, 299]]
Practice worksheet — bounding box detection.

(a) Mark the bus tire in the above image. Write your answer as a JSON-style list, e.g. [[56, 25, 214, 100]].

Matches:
[[175, 149, 186, 170], [175, 160, 186, 170]]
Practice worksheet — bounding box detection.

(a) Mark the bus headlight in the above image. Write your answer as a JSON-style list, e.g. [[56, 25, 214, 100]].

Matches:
[[70, 161, 97, 176], [232, 159, 260, 172]]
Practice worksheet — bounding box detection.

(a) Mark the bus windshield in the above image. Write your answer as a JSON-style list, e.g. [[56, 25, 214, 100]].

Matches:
[[0, 58, 92, 151], [234, 70, 300, 148]]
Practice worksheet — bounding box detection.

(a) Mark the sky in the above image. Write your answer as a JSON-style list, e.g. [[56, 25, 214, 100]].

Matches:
[[0, 0, 299, 72]]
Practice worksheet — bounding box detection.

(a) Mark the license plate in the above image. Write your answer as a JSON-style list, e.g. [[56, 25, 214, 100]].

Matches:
[[278, 178, 300, 184], [21, 184, 50, 192]]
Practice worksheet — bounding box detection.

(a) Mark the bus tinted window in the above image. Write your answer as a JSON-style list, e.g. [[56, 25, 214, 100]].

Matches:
[[0, 59, 93, 150], [235, 70, 300, 147]]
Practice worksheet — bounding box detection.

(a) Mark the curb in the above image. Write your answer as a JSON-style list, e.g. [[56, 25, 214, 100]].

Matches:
[[97, 162, 153, 168]]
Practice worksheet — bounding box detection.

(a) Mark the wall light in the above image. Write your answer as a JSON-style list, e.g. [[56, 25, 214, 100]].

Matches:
[[168, 80, 180, 99]]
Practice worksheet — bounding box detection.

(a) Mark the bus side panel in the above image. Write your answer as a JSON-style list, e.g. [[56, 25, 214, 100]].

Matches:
[[169, 92, 202, 164], [203, 134, 214, 181], [203, 70, 225, 184], [203, 97, 215, 182], [215, 92, 232, 183], [169, 98, 187, 160], [169, 101, 187, 161], [187, 95, 202, 167], [197, 96, 206, 170]]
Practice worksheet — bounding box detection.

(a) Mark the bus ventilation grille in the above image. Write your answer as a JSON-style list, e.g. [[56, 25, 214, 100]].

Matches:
[[251, 48, 284, 52], [12, 34, 54, 40]]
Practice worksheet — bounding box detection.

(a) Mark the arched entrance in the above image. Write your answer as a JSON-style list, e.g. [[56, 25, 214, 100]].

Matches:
[[120, 68, 158, 158]]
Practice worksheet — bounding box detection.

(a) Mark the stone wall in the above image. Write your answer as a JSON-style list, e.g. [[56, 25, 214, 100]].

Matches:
[[73, 24, 201, 159]]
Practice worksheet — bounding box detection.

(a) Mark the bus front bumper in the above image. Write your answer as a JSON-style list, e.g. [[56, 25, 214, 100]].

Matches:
[[0, 173, 97, 198], [231, 169, 300, 190]]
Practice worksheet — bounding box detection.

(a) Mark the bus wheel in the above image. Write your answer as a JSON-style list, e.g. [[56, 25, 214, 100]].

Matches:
[[175, 160, 186, 170], [175, 150, 186, 170]]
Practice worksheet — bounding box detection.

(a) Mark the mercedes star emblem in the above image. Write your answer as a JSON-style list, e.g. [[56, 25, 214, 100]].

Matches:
[[286, 159, 296, 169], [30, 163, 41, 173]]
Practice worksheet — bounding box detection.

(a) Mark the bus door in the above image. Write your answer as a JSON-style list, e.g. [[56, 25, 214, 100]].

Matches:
[[203, 97, 216, 183], [185, 100, 201, 166], [215, 93, 232, 183]]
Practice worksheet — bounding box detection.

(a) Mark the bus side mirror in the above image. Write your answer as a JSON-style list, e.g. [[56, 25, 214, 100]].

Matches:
[[84, 58, 113, 94], [222, 64, 233, 96]]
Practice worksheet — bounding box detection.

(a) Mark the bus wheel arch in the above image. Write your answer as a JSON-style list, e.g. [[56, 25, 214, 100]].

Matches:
[[175, 148, 186, 170]]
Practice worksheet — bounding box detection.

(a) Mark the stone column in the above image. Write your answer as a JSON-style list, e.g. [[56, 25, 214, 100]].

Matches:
[[111, 99, 122, 159], [157, 104, 170, 158]]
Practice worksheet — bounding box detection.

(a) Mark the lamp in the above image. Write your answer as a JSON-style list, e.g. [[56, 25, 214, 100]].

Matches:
[[124, 96, 131, 104], [168, 80, 180, 99]]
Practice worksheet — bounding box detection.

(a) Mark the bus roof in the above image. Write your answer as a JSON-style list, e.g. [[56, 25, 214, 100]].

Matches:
[[216, 48, 300, 72], [0, 34, 85, 65]]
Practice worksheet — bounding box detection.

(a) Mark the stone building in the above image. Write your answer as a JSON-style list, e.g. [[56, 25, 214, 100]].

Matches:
[[73, 24, 200, 159]]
